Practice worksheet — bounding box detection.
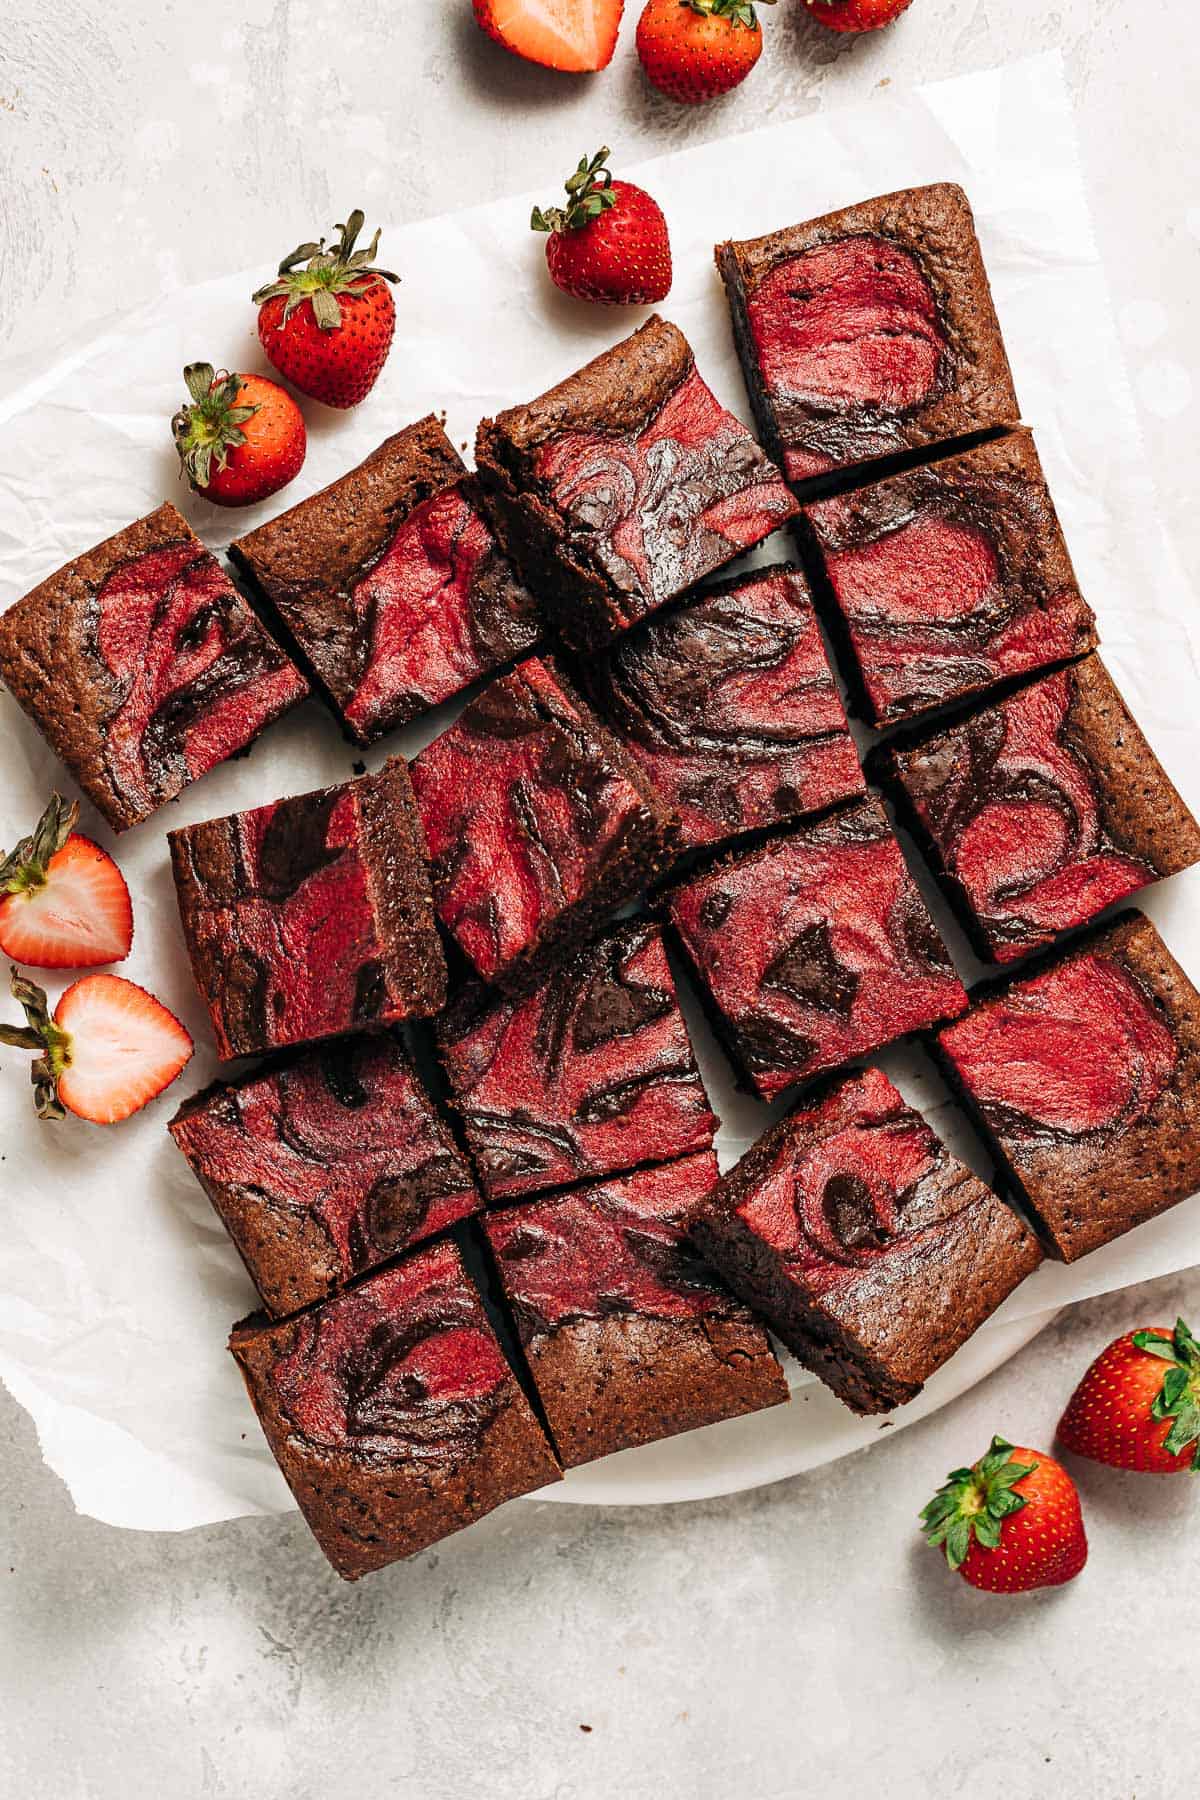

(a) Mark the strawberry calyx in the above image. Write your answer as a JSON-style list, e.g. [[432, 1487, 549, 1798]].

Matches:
[[919, 1435, 1037, 1570], [1133, 1320, 1200, 1470], [683, 0, 774, 24], [252, 210, 398, 332], [0, 794, 78, 899], [172, 363, 260, 492], [0, 967, 72, 1121], [531, 148, 619, 236]]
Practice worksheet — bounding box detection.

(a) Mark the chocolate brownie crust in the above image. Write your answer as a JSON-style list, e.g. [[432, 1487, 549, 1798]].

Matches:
[[480, 316, 695, 460], [476, 316, 796, 651], [718, 183, 1019, 486], [799, 428, 1098, 726], [527, 1311, 788, 1467], [935, 911, 1200, 1261], [0, 502, 306, 831], [230, 1262, 560, 1579], [230, 420, 540, 741], [874, 656, 1200, 963], [692, 1072, 1042, 1413]]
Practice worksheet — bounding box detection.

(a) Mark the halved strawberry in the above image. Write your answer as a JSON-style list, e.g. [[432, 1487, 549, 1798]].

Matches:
[[0, 968, 192, 1124], [473, 0, 625, 71], [0, 796, 133, 968]]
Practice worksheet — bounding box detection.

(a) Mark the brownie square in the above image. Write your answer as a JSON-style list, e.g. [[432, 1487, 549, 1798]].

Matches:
[[717, 183, 1019, 491], [799, 430, 1098, 727], [230, 1239, 561, 1579], [475, 315, 797, 651], [871, 656, 1200, 965], [0, 502, 307, 832], [169, 756, 446, 1059], [230, 417, 541, 745], [662, 797, 966, 1101], [484, 1152, 788, 1467], [691, 1067, 1042, 1414], [934, 911, 1200, 1262], [170, 1033, 480, 1316], [438, 919, 716, 1203], [580, 563, 866, 855], [410, 657, 677, 992]]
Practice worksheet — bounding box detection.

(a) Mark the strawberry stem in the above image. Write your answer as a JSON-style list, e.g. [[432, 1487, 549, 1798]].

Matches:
[[251, 210, 398, 332], [0, 967, 71, 1121], [684, 0, 774, 23], [531, 148, 619, 236], [0, 794, 78, 897], [919, 1436, 1037, 1570]]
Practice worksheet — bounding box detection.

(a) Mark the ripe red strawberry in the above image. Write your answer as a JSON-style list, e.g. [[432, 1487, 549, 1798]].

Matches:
[[0, 795, 132, 969], [636, 0, 775, 104], [920, 1436, 1088, 1593], [473, 0, 625, 69], [804, 0, 913, 30], [1058, 1320, 1200, 1474], [172, 364, 306, 507], [531, 148, 671, 306], [252, 210, 398, 409], [0, 968, 192, 1125]]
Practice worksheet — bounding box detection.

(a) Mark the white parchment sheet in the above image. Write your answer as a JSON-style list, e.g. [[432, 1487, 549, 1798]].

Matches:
[[0, 52, 1197, 1529]]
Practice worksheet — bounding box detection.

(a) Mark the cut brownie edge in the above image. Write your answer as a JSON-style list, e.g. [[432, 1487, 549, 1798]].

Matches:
[[931, 909, 1200, 1262], [691, 1069, 1042, 1414]]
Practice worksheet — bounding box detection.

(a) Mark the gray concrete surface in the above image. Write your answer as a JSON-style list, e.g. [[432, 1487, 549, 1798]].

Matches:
[[3, 3, 1199, 1795]]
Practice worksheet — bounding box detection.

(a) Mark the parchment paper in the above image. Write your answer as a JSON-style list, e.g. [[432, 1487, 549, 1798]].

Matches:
[[1, 52, 1197, 1530]]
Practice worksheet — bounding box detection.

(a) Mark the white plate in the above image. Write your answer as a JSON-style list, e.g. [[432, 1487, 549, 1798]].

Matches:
[[536, 1310, 1060, 1506]]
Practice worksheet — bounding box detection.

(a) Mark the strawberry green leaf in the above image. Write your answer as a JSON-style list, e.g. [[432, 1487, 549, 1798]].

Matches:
[[531, 148, 620, 236], [252, 209, 397, 331], [0, 794, 78, 896], [919, 1435, 1036, 1570]]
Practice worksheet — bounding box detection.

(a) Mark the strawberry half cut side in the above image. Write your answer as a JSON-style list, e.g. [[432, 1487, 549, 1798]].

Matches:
[[0, 795, 133, 968], [0, 968, 192, 1124], [473, 0, 625, 71]]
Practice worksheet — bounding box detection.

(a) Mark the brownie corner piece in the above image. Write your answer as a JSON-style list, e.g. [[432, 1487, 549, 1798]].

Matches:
[[411, 655, 677, 991], [717, 182, 1019, 490], [474, 314, 796, 650], [169, 1032, 480, 1316], [935, 909, 1200, 1262], [799, 428, 1098, 728], [169, 755, 445, 1058], [663, 796, 966, 1100], [581, 561, 866, 854], [437, 916, 716, 1202], [0, 501, 307, 831], [230, 417, 540, 745], [229, 1238, 560, 1578], [692, 1066, 1042, 1414], [484, 1151, 788, 1467], [874, 654, 1200, 965]]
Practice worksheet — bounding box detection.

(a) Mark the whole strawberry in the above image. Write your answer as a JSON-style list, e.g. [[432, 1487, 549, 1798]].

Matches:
[[805, 0, 913, 31], [253, 210, 398, 409], [920, 1436, 1088, 1594], [531, 148, 671, 306], [637, 0, 775, 104], [172, 364, 306, 507], [1058, 1319, 1200, 1474]]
